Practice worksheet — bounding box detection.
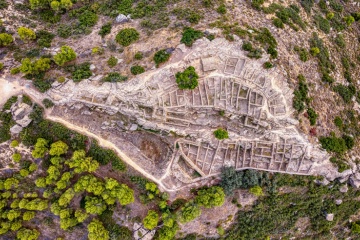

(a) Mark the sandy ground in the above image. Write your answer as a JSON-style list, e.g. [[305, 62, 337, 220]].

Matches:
[[0, 78, 23, 106]]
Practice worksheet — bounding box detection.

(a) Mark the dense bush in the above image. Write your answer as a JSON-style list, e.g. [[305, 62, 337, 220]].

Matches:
[[134, 52, 143, 60], [36, 30, 55, 48], [130, 65, 145, 75], [180, 27, 204, 47], [0, 33, 14, 47], [213, 128, 229, 140], [115, 28, 139, 47], [0, 0, 8, 9], [273, 18, 284, 28], [307, 108, 318, 125], [294, 46, 309, 62], [330, 157, 350, 172], [65, 62, 92, 82], [99, 23, 112, 38], [319, 134, 348, 153], [175, 66, 199, 90], [57, 24, 72, 38], [293, 75, 309, 112], [314, 15, 330, 34], [42, 98, 54, 108], [153, 49, 170, 67], [79, 10, 98, 27]]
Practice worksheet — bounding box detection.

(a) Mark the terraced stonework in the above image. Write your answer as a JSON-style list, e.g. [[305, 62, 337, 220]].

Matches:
[[43, 38, 339, 191]]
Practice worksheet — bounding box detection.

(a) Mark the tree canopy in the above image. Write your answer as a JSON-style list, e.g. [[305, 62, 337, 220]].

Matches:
[[88, 219, 109, 240], [143, 210, 159, 230], [53, 46, 76, 66], [195, 186, 225, 208], [175, 66, 199, 90]]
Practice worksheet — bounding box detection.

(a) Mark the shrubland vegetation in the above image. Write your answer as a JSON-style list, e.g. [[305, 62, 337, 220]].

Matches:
[[175, 66, 199, 90]]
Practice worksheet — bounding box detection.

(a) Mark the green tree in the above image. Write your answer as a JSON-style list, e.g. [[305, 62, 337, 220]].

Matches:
[[177, 201, 201, 223], [32, 138, 48, 159], [12, 153, 21, 162], [175, 66, 199, 90], [49, 140, 69, 156], [85, 196, 107, 215], [16, 228, 40, 240], [20, 58, 51, 75], [58, 188, 75, 207], [66, 150, 99, 173], [143, 210, 159, 230], [195, 186, 225, 208], [344, 15, 355, 26], [75, 209, 88, 222], [213, 128, 229, 140], [23, 211, 36, 221], [50, 0, 60, 10], [115, 28, 139, 47], [0, 33, 13, 47], [60, 0, 72, 9], [10, 140, 19, 147], [88, 219, 109, 240], [35, 177, 47, 188], [18, 27, 36, 42], [99, 23, 112, 38], [4, 178, 19, 190], [7, 209, 21, 221], [53, 46, 76, 66]]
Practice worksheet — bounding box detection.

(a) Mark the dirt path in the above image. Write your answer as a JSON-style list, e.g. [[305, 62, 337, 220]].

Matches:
[[0, 77, 173, 192]]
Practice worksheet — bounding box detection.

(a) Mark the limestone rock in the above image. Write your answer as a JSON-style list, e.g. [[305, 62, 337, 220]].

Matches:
[[116, 14, 130, 23], [340, 184, 348, 193], [10, 124, 23, 134], [325, 213, 334, 221], [90, 64, 96, 71], [350, 174, 360, 188], [129, 124, 138, 131], [335, 199, 342, 205]]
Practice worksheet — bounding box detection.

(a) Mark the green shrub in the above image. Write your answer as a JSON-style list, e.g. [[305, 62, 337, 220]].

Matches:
[[344, 16, 355, 26], [99, 23, 112, 38], [334, 116, 343, 129], [334, 34, 345, 48], [57, 24, 72, 38], [153, 49, 170, 67], [36, 30, 55, 48], [130, 65, 145, 75], [214, 128, 229, 140], [333, 84, 356, 103], [310, 47, 320, 56], [321, 72, 334, 84], [330, 157, 350, 172], [217, 4, 227, 14], [175, 66, 199, 90], [251, 0, 264, 10], [42, 98, 54, 108], [115, 28, 139, 47], [107, 56, 118, 67], [263, 62, 273, 69], [307, 108, 318, 125], [134, 52, 143, 60], [22, 95, 32, 105], [102, 72, 128, 82], [180, 27, 203, 47], [273, 18, 284, 28], [314, 15, 330, 34], [0, 62, 3, 71], [65, 62, 92, 82], [327, 12, 334, 20], [294, 46, 309, 62], [293, 75, 309, 113], [79, 10, 98, 27], [300, 0, 314, 14], [0, 0, 8, 9]]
